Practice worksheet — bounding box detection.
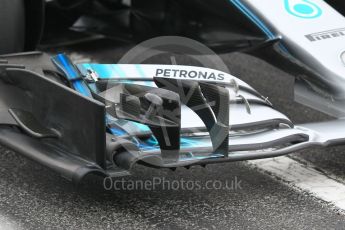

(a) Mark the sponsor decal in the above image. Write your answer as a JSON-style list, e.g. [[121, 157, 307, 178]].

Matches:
[[305, 28, 345, 42], [284, 0, 322, 19], [155, 68, 225, 81]]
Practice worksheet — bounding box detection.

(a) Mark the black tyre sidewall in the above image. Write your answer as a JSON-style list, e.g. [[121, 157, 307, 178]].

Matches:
[[0, 0, 25, 54]]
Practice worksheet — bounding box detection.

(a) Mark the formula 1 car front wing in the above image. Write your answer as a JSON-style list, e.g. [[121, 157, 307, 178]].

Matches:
[[0, 51, 344, 183]]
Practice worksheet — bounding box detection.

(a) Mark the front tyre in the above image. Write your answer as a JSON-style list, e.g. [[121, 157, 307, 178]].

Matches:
[[0, 0, 26, 54]]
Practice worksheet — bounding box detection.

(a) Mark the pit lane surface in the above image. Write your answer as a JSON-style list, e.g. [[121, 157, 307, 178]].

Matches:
[[0, 40, 345, 229]]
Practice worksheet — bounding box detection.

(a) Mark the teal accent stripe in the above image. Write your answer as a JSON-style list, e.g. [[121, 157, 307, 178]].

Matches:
[[112, 65, 126, 78], [135, 64, 152, 86], [229, 0, 290, 53], [52, 54, 92, 96], [230, 0, 275, 39]]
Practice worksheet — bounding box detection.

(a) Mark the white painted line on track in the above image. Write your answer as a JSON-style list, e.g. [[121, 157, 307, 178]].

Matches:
[[0, 214, 22, 230], [248, 156, 345, 211]]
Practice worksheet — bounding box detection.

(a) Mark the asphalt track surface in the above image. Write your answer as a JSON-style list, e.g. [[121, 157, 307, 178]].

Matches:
[[0, 40, 345, 229]]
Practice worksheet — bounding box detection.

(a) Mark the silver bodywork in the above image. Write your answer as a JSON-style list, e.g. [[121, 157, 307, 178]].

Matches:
[[238, 0, 345, 117]]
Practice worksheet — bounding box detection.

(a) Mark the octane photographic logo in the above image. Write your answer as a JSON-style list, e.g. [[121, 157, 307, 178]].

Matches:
[[284, 0, 322, 19], [107, 36, 237, 159]]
